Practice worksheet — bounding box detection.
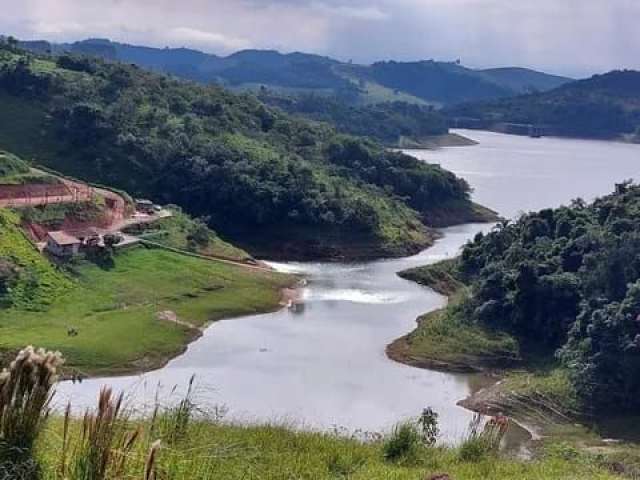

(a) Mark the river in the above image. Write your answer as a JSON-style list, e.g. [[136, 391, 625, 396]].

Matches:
[[55, 129, 640, 443]]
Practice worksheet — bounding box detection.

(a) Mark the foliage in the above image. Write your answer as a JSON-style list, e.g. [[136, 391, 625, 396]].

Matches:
[[259, 91, 448, 144], [418, 407, 440, 447], [0, 46, 477, 256], [382, 422, 423, 464], [458, 414, 508, 463], [0, 149, 29, 178], [124, 208, 250, 261], [448, 70, 640, 139], [453, 183, 640, 411], [0, 210, 72, 310]]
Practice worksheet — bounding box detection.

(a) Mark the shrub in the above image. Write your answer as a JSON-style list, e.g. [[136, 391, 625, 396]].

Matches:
[[383, 422, 423, 463], [419, 407, 440, 446], [457, 414, 509, 463]]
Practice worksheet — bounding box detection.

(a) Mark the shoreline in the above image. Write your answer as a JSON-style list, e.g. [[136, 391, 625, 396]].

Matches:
[[61, 279, 305, 382]]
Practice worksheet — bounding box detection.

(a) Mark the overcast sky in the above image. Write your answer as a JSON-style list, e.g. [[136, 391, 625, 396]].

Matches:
[[1, 0, 639, 77]]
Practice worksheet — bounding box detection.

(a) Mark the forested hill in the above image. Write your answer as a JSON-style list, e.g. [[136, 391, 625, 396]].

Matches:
[[451, 182, 640, 411], [18, 38, 570, 107], [447, 70, 640, 140], [0, 43, 491, 259], [256, 92, 449, 146]]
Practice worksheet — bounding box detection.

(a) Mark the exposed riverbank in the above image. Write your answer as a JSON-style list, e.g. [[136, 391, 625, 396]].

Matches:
[[389, 259, 640, 471], [239, 202, 497, 262]]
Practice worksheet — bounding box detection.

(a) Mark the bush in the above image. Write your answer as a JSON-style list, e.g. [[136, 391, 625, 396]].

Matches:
[[457, 414, 509, 463], [383, 422, 423, 463]]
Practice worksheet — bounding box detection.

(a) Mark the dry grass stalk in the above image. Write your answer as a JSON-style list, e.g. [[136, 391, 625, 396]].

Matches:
[[0, 346, 63, 462], [144, 440, 162, 480], [72, 387, 139, 480]]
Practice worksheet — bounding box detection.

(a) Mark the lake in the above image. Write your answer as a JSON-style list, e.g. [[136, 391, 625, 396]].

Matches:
[[55, 129, 640, 442]]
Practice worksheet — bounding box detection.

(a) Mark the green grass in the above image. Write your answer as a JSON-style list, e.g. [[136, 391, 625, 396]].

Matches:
[[0, 210, 73, 310], [0, 149, 30, 179], [398, 259, 465, 296], [392, 260, 518, 371], [400, 294, 520, 371], [123, 208, 251, 262], [33, 416, 620, 480], [0, 245, 293, 376]]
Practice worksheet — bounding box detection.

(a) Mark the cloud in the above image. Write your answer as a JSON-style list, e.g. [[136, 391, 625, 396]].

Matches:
[[310, 2, 389, 21], [0, 0, 638, 76], [166, 27, 250, 52]]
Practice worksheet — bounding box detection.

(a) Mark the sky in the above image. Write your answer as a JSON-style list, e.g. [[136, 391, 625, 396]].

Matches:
[[1, 0, 639, 77]]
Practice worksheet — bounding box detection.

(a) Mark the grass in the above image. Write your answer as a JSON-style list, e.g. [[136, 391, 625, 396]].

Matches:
[[0, 210, 73, 310], [398, 259, 465, 297], [0, 345, 619, 480], [32, 415, 621, 480], [390, 260, 519, 372], [123, 208, 251, 262], [397, 294, 520, 371], [0, 243, 293, 376]]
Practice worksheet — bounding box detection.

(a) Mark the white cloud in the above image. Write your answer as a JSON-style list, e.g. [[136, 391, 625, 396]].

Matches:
[[311, 2, 389, 21], [166, 27, 250, 52]]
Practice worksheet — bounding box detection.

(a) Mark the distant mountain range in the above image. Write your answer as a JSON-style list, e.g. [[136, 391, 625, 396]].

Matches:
[[18, 38, 571, 107], [447, 69, 640, 140]]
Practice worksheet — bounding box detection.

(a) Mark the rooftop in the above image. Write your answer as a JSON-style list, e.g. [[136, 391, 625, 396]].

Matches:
[[47, 230, 81, 246]]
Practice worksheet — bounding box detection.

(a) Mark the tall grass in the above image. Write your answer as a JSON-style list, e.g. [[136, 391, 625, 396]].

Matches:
[[67, 388, 140, 480], [458, 414, 509, 462], [0, 346, 63, 468], [0, 348, 623, 480]]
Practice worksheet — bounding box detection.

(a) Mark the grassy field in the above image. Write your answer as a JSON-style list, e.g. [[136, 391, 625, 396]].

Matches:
[[123, 208, 252, 262], [0, 239, 293, 376], [389, 260, 519, 372], [32, 414, 621, 480]]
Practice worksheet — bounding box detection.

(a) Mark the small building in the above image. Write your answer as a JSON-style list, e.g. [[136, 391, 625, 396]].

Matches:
[[135, 199, 155, 214], [46, 231, 81, 257]]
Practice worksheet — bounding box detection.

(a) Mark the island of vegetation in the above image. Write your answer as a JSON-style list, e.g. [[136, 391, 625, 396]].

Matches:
[[0, 41, 495, 260], [390, 182, 640, 472]]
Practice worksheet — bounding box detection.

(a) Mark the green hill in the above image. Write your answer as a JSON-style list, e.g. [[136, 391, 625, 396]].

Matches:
[[19, 38, 570, 106], [257, 91, 449, 146], [447, 70, 640, 140], [0, 149, 29, 179], [0, 42, 492, 260], [0, 209, 72, 311], [478, 67, 571, 93]]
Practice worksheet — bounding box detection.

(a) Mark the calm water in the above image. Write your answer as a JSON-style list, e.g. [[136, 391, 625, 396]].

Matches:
[[55, 130, 640, 442]]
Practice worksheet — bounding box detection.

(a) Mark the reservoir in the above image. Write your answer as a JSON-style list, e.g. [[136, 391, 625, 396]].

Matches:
[[56, 130, 640, 442]]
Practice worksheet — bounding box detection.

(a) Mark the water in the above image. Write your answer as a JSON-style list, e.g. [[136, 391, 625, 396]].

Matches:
[[55, 130, 640, 442]]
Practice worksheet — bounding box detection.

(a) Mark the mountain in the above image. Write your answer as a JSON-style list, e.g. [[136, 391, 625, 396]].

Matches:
[[17, 38, 571, 107], [478, 67, 571, 93], [447, 70, 640, 140], [0, 42, 493, 260]]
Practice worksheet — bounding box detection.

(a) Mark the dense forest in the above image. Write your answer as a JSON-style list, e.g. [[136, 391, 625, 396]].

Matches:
[[257, 91, 448, 145], [0, 42, 485, 258], [445, 183, 640, 411], [447, 70, 640, 140]]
